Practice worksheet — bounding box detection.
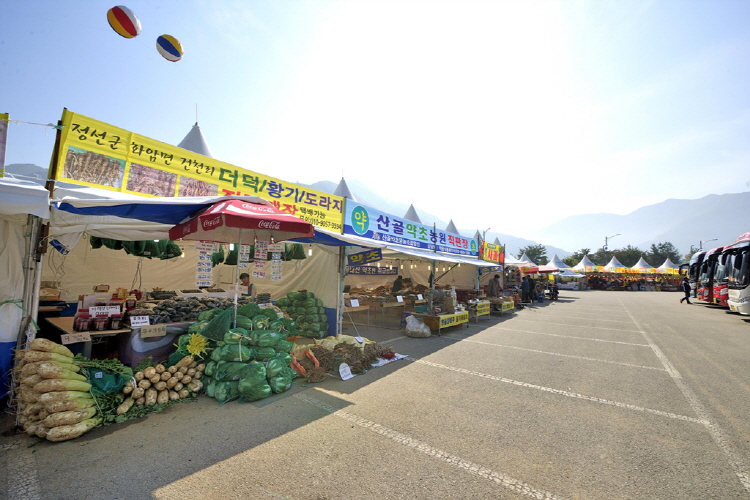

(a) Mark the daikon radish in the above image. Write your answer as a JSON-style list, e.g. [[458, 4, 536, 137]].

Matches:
[[44, 398, 95, 414], [36, 362, 87, 381], [43, 407, 97, 428], [29, 338, 74, 358], [34, 379, 91, 394], [46, 417, 102, 442]]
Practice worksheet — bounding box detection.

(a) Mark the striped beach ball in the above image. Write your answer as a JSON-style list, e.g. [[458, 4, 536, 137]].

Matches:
[[107, 6, 141, 39], [156, 35, 184, 62]]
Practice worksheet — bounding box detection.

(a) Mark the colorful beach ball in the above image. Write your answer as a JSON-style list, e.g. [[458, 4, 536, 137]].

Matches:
[[156, 35, 184, 62], [107, 6, 141, 39]]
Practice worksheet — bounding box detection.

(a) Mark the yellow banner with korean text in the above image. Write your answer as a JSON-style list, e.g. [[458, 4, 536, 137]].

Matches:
[[52, 110, 344, 231]]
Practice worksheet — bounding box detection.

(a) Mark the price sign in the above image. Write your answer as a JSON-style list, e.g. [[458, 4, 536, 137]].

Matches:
[[194, 241, 216, 252], [396, 295, 404, 303], [89, 305, 121, 317], [338, 362, 354, 381], [268, 243, 284, 253], [129, 315, 151, 327], [350, 299, 360, 307], [417, 294, 423, 300], [226, 284, 247, 294], [60, 332, 91, 345], [140, 324, 168, 338]]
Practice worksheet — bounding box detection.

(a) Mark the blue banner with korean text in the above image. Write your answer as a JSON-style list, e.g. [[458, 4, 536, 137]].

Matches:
[[346, 265, 398, 275], [344, 202, 478, 257]]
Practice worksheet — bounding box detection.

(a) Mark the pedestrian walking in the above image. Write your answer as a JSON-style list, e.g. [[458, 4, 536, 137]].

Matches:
[[521, 276, 530, 303], [679, 277, 692, 304]]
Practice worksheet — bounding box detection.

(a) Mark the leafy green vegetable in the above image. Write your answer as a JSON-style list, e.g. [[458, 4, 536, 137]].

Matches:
[[200, 307, 234, 341]]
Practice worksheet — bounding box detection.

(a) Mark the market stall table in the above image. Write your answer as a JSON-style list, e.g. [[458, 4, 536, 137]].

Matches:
[[468, 300, 491, 323], [45, 316, 131, 358], [416, 311, 470, 335], [344, 304, 371, 327]]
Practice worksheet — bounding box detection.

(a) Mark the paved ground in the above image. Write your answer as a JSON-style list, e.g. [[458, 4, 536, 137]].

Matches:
[[2, 291, 749, 499]]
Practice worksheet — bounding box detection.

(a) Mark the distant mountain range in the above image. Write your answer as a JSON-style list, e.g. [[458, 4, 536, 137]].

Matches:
[[530, 192, 750, 258], [6, 163, 746, 262]]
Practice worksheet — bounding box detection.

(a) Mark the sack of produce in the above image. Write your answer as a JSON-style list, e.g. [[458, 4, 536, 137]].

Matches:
[[265, 353, 293, 378], [237, 302, 261, 318], [268, 368, 295, 394], [211, 344, 255, 363], [213, 380, 240, 405], [223, 328, 251, 345], [254, 347, 277, 362], [250, 329, 281, 348], [214, 361, 246, 382], [237, 363, 271, 402], [405, 315, 431, 338], [200, 308, 234, 341], [274, 339, 294, 354]]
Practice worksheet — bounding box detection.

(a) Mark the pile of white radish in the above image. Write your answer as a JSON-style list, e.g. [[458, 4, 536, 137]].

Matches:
[[14, 339, 102, 442], [117, 355, 204, 414]]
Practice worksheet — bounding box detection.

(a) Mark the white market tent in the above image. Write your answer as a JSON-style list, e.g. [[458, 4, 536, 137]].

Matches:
[[0, 177, 50, 398], [555, 268, 585, 278], [603, 256, 627, 269], [658, 257, 680, 270], [546, 254, 569, 269], [572, 255, 597, 272], [631, 257, 654, 270], [518, 252, 536, 265]]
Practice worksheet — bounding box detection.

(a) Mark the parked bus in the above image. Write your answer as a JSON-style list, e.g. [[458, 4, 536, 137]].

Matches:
[[680, 250, 706, 298], [712, 252, 730, 307], [724, 232, 750, 315], [696, 246, 725, 303]]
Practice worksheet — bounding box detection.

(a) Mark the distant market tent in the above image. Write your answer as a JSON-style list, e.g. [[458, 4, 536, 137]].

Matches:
[[603, 256, 627, 270], [572, 255, 597, 272], [177, 122, 214, 158], [631, 256, 654, 270], [657, 257, 680, 270], [546, 254, 569, 269]]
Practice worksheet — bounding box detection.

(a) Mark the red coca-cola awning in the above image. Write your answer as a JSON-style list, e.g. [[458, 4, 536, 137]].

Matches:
[[168, 199, 314, 243]]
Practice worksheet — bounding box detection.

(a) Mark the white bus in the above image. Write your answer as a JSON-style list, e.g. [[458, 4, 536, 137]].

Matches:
[[724, 232, 750, 315]]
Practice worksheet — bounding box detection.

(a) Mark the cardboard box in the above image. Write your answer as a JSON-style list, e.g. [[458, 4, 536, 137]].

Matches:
[[93, 284, 110, 293], [39, 287, 61, 301]]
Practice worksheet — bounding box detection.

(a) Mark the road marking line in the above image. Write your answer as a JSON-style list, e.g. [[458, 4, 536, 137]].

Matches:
[[620, 301, 750, 493], [531, 314, 635, 324], [492, 327, 650, 347], [295, 393, 569, 500], [406, 357, 707, 425], [444, 337, 667, 372], [510, 320, 642, 333]]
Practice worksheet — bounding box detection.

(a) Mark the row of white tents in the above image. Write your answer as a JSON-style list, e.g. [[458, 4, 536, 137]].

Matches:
[[519, 252, 681, 274]]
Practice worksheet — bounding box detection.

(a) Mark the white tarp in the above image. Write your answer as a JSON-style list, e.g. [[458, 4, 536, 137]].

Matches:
[[572, 255, 597, 271], [603, 256, 627, 269], [546, 254, 569, 269], [631, 257, 654, 269], [658, 257, 680, 270], [0, 177, 50, 398]]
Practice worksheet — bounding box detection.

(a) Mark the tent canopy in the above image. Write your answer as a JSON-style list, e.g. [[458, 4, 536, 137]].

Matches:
[[657, 257, 680, 269], [572, 255, 597, 271], [631, 256, 654, 269], [0, 177, 50, 219], [546, 254, 568, 269], [603, 256, 627, 268]]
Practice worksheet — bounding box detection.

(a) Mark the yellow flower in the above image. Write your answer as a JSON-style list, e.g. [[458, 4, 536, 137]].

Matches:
[[185, 333, 210, 358]]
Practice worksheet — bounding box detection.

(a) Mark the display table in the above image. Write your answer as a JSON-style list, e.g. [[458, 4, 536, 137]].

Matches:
[[344, 305, 370, 326], [467, 301, 491, 323], [46, 316, 131, 358], [372, 301, 406, 327]]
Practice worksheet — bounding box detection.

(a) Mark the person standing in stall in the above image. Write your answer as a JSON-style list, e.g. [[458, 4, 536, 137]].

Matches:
[[239, 273, 254, 297]]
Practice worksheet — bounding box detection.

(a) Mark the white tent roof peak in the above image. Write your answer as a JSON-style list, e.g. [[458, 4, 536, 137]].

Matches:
[[177, 122, 214, 158], [519, 252, 536, 265], [572, 255, 597, 271], [473, 230, 481, 239], [493, 237, 501, 245], [604, 256, 626, 268], [445, 219, 460, 235], [631, 256, 654, 269], [658, 257, 680, 269], [547, 254, 569, 269], [403, 204, 422, 224], [333, 177, 357, 201]]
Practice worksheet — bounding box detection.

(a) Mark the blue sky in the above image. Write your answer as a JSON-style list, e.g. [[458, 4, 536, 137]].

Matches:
[[2, 0, 749, 238]]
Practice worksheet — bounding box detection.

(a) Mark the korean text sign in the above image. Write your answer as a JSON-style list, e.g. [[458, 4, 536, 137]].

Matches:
[[343, 202, 478, 257], [347, 248, 382, 266], [53, 110, 344, 231]]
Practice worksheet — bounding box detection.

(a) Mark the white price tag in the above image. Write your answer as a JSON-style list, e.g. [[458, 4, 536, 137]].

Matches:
[[89, 305, 121, 317], [129, 315, 151, 327], [61, 332, 91, 345], [195, 241, 216, 252], [417, 294, 423, 300], [355, 336, 365, 343], [226, 284, 247, 294], [396, 295, 404, 303], [350, 299, 360, 307], [338, 363, 354, 381]]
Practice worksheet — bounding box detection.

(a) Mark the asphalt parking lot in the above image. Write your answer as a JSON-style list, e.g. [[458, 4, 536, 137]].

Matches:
[[3, 290, 749, 499]]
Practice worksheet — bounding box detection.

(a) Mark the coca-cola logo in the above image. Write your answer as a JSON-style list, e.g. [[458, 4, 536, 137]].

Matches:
[[241, 203, 275, 213], [202, 215, 223, 229], [258, 220, 281, 230]]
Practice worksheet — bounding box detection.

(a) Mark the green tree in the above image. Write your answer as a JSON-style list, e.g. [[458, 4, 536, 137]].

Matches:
[[612, 245, 644, 267], [589, 248, 608, 266], [645, 242, 682, 267], [562, 248, 591, 267], [517, 244, 548, 265]]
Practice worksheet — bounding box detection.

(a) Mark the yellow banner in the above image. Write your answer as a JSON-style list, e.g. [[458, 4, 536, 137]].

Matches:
[[476, 301, 490, 316], [480, 241, 504, 263], [439, 312, 469, 328], [53, 110, 344, 231]]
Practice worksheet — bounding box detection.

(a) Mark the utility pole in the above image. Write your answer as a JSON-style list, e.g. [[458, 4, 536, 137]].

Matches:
[[604, 233, 620, 261]]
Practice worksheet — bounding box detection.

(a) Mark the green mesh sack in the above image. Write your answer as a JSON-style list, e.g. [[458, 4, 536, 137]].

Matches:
[[101, 238, 122, 250], [214, 361, 247, 381], [224, 247, 238, 266], [160, 240, 183, 260], [141, 240, 162, 259], [89, 236, 103, 249], [213, 380, 240, 405]]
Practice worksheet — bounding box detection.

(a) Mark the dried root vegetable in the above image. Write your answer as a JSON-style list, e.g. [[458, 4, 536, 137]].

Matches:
[[46, 418, 103, 442]]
